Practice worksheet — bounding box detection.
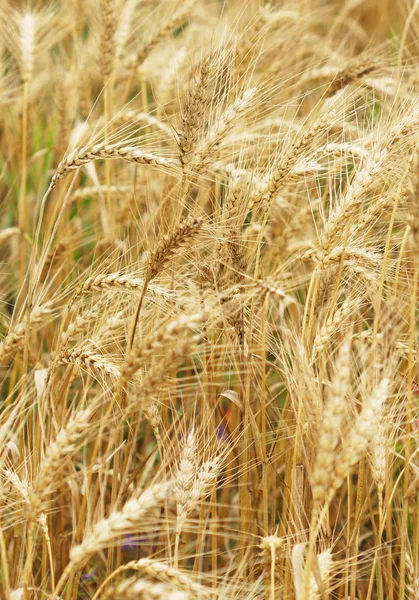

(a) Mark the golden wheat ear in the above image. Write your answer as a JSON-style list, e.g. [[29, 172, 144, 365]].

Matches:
[[53, 480, 173, 596]]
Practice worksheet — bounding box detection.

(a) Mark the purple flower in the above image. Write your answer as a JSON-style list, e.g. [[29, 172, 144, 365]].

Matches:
[[82, 568, 97, 581], [216, 423, 228, 441], [122, 533, 139, 551]]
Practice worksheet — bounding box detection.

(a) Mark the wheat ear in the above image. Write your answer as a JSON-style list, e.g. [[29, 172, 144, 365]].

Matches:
[[54, 481, 172, 596], [102, 578, 190, 600], [178, 53, 213, 172], [100, 0, 118, 83], [128, 216, 203, 349], [133, 0, 198, 69], [311, 298, 359, 361], [174, 453, 222, 568], [51, 142, 178, 187], [406, 552, 419, 600], [327, 56, 378, 96], [0, 227, 21, 245], [54, 348, 121, 379], [311, 338, 351, 506], [329, 377, 390, 503], [30, 407, 92, 513], [122, 313, 203, 382], [0, 303, 53, 361], [93, 558, 212, 600]]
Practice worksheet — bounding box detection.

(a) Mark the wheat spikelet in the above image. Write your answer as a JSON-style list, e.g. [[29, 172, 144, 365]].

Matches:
[[370, 411, 388, 519], [259, 533, 284, 599], [58, 307, 101, 346], [129, 218, 203, 347], [321, 143, 390, 252], [174, 445, 222, 568], [304, 246, 382, 269], [70, 481, 172, 563], [322, 109, 419, 252], [293, 545, 333, 600], [71, 184, 133, 201], [144, 402, 162, 444], [91, 310, 126, 344], [79, 273, 146, 295], [114, 0, 137, 61], [174, 430, 198, 519], [176, 456, 222, 521]]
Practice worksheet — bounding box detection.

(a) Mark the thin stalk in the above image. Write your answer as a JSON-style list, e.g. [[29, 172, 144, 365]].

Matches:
[[0, 518, 10, 599], [302, 265, 319, 348], [104, 82, 113, 229], [174, 515, 186, 570], [400, 266, 418, 600], [350, 458, 366, 600], [128, 281, 149, 351], [19, 81, 29, 269], [261, 297, 269, 536], [300, 503, 330, 600], [270, 544, 276, 600]]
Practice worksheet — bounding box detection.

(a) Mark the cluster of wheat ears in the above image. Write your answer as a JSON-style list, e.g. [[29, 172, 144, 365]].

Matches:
[[2, 0, 419, 598]]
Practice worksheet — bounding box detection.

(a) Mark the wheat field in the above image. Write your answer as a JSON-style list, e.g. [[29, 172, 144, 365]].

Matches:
[[1, 0, 419, 598]]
